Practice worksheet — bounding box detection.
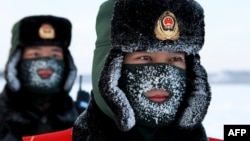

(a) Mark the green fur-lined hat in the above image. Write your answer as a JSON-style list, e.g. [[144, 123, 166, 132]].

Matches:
[[111, 0, 205, 54], [12, 15, 71, 50]]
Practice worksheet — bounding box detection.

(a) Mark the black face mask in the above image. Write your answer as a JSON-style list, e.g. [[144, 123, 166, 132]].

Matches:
[[119, 63, 187, 127], [18, 57, 65, 104]]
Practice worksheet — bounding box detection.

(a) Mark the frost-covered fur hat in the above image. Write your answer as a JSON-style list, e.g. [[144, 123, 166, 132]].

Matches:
[[98, 0, 211, 131], [5, 15, 76, 93]]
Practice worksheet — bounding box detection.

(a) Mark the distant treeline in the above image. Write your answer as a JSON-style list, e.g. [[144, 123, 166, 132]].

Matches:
[[208, 70, 250, 84], [0, 71, 3, 78]]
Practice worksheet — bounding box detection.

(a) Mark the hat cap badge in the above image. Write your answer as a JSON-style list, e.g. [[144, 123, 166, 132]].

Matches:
[[155, 11, 179, 41], [38, 23, 55, 39]]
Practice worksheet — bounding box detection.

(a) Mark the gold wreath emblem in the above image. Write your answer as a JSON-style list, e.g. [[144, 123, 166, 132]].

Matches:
[[154, 11, 179, 41], [38, 23, 55, 39]]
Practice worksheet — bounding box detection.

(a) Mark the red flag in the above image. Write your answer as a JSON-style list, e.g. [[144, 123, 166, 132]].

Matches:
[[209, 137, 223, 141], [22, 128, 72, 141]]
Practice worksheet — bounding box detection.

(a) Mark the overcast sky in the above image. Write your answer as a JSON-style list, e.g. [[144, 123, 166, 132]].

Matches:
[[1, 0, 250, 75]]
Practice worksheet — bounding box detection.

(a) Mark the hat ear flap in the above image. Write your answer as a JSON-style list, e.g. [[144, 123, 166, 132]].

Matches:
[[5, 49, 22, 92], [177, 54, 211, 129], [63, 50, 77, 92], [99, 48, 135, 131]]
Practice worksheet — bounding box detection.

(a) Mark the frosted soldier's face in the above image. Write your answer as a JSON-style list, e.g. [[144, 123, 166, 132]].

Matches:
[[18, 45, 65, 98], [119, 51, 187, 126], [22, 45, 64, 79], [123, 51, 186, 103]]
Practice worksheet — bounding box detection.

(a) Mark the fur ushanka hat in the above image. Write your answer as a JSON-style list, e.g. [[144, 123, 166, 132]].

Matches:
[[5, 15, 77, 93], [98, 0, 211, 131]]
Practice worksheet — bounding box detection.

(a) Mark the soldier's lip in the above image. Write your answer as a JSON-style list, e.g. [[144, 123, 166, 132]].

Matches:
[[145, 89, 170, 103], [148, 95, 169, 103], [37, 68, 53, 79]]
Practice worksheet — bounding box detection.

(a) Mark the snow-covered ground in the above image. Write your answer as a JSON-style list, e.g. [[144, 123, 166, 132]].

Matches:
[[1, 77, 249, 140], [203, 84, 250, 139]]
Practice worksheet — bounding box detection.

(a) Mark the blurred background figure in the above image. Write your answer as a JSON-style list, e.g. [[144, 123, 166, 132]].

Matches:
[[0, 15, 79, 141]]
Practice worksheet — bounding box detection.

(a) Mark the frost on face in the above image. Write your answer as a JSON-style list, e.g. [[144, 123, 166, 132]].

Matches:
[[120, 63, 187, 126], [20, 58, 64, 90]]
